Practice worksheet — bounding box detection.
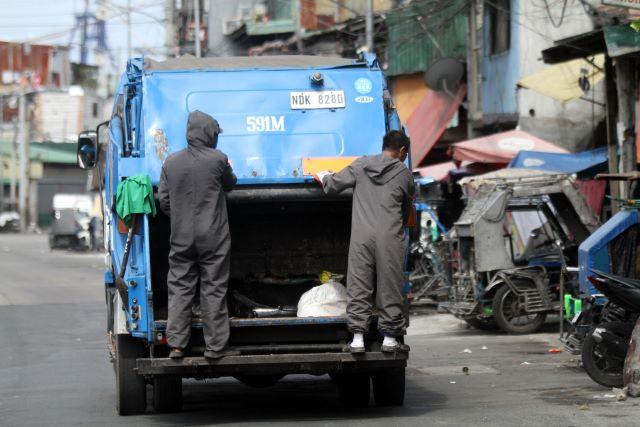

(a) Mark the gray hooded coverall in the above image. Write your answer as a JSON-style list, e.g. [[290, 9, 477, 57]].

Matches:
[[322, 153, 414, 337], [158, 110, 237, 352]]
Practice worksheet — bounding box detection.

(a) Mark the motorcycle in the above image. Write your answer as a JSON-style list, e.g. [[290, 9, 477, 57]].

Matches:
[[577, 270, 640, 388], [408, 239, 450, 303], [0, 211, 20, 232]]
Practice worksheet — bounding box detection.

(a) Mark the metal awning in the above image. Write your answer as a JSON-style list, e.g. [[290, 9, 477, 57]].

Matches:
[[542, 24, 640, 64], [542, 29, 606, 64]]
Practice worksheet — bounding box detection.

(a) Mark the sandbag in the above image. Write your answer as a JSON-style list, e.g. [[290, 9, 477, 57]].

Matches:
[[297, 280, 347, 317]]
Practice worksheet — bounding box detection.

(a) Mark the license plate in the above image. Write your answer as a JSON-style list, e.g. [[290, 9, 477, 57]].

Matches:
[[290, 90, 346, 110]]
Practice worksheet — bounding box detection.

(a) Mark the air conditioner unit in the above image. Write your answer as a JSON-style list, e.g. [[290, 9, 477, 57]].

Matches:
[[222, 19, 243, 35]]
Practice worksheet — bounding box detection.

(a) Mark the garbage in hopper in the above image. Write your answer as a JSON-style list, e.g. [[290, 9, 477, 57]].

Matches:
[[297, 271, 347, 317]]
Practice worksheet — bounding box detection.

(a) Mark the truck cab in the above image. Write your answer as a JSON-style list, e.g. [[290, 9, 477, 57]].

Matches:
[[77, 54, 409, 414]]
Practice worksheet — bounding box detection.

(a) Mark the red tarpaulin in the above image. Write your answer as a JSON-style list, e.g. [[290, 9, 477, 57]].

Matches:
[[405, 85, 466, 166], [414, 161, 458, 181], [450, 130, 568, 163], [576, 179, 606, 217]]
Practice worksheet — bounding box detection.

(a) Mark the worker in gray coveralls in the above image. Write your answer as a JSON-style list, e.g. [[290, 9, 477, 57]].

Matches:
[[315, 130, 414, 353], [158, 110, 239, 360]]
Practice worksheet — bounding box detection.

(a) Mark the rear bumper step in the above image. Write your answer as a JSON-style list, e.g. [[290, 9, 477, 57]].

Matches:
[[136, 351, 408, 376]]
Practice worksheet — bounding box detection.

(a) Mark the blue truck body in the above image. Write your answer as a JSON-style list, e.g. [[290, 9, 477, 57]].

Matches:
[[86, 54, 409, 413]]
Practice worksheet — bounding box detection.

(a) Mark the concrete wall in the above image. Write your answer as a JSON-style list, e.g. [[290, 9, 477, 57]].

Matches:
[[32, 91, 107, 142], [480, 0, 604, 151], [516, 0, 605, 152], [208, 0, 250, 57]]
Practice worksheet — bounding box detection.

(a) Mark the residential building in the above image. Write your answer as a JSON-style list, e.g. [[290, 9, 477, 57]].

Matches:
[[472, 0, 605, 152], [205, 0, 396, 57], [0, 141, 87, 226]]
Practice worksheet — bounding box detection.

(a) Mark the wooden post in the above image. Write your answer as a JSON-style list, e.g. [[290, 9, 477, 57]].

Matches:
[[605, 56, 620, 213]]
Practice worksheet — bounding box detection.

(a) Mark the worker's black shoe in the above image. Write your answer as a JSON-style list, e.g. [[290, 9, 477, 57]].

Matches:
[[169, 348, 184, 359], [342, 344, 366, 354], [381, 343, 410, 353], [204, 348, 241, 360]]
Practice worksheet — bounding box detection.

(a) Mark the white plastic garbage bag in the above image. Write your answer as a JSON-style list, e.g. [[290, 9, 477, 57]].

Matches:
[[297, 280, 347, 317]]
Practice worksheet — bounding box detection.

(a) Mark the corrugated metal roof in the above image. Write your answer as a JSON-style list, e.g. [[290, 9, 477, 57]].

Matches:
[[385, 0, 468, 77], [0, 140, 77, 164], [145, 54, 361, 71]]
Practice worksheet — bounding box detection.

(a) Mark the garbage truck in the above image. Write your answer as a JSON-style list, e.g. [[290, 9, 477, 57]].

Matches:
[[77, 54, 410, 415]]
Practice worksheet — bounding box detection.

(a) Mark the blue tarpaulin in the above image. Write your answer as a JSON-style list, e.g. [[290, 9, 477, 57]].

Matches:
[[579, 209, 640, 295], [508, 147, 608, 176]]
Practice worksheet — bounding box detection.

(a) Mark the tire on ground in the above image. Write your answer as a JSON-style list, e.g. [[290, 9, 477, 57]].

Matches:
[[492, 285, 546, 334], [336, 372, 371, 407], [372, 367, 405, 406], [115, 334, 147, 415], [581, 321, 631, 388], [153, 375, 183, 413], [464, 316, 500, 331]]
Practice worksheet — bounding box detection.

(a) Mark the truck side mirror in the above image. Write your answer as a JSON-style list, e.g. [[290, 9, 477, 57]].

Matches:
[[77, 131, 98, 169]]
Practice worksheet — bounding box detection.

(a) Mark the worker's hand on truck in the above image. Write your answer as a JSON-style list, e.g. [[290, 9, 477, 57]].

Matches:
[[313, 171, 332, 185]]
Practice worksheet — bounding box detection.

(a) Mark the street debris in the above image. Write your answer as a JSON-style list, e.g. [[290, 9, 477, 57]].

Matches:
[[449, 381, 456, 384], [462, 366, 469, 375], [521, 361, 531, 365], [578, 403, 590, 411], [547, 348, 562, 354], [461, 348, 472, 354], [613, 387, 628, 401], [481, 346, 488, 350]]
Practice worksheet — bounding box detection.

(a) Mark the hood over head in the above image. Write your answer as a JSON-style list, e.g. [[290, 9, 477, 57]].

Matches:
[[186, 110, 223, 149], [364, 153, 407, 184]]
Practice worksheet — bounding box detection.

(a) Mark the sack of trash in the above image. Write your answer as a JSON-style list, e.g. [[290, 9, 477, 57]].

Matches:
[[297, 272, 347, 317]]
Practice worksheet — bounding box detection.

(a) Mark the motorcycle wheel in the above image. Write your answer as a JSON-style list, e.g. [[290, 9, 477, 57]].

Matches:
[[581, 321, 631, 388], [464, 317, 500, 331], [492, 285, 546, 334]]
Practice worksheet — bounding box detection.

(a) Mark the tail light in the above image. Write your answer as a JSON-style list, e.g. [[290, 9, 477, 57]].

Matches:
[[587, 275, 606, 291]]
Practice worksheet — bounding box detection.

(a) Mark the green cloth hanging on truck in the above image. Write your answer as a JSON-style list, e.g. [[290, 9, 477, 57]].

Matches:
[[115, 174, 157, 226]]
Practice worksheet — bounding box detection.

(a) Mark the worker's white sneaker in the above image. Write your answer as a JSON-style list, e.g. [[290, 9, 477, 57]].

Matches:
[[381, 336, 399, 353], [348, 333, 365, 353], [381, 336, 411, 353]]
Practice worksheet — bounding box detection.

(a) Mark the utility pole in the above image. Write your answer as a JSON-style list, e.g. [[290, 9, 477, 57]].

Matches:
[[294, 0, 303, 53], [17, 92, 28, 232], [80, 0, 89, 64], [10, 125, 17, 211], [164, 0, 176, 57], [604, 57, 620, 212], [365, 0, 373, 52], [466, 0, 482, 138], [126, 0, 132, 58], [194, 0, 201, 58]]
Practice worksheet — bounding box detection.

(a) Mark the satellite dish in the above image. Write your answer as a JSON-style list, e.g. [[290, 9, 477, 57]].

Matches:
[[424, 58, 465, 95]]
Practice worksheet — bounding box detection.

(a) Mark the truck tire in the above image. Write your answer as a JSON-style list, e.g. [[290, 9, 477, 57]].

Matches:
[[115, 334, 147, 415], [492, 285, 546, 334], [336, 373, 370, 407], [372, 367, 405, 406], [153, 375, 183, 413]]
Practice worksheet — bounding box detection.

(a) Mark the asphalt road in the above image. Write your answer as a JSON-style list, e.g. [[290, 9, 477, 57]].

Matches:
[[1, 233, 638, 426]]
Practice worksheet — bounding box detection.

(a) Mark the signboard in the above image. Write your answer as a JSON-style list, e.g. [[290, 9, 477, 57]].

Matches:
[[604, 24, 640, 57], [602, 0, 640, 10]]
